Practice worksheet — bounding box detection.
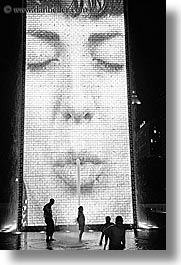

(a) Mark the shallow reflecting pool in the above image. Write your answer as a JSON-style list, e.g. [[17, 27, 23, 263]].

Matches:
[[0, 228, 166, 250]]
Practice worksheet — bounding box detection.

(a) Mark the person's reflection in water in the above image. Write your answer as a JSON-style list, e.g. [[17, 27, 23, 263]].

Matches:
[[46, 240, 53, 250]]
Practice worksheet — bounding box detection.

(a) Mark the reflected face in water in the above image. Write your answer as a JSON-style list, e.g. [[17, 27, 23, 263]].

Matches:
[[24, 12, 132, 224]]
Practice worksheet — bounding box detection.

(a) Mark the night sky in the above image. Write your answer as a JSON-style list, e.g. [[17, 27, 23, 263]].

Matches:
[[0, 0, 165, 203], [127, 0, 165, 123]]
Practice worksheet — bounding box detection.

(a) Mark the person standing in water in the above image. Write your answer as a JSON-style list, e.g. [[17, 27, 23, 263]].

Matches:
[[43, 198, 55, 242], [99, 216, 114, 250], [77, 206, 85, 242]]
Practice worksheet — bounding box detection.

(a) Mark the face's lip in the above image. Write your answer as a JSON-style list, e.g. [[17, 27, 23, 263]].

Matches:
[[53, 151, 105, 167]]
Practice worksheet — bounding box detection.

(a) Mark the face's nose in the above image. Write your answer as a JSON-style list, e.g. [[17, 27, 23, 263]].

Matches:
[[61, 47, 96, 122], [56, 36, 96, 123], [63, 110, 93, 123], [61, 92, 95, 123]]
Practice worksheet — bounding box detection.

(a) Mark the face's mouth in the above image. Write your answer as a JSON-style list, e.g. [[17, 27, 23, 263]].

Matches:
[[53, 152, 104, 167], [53, 151, 106, 191]]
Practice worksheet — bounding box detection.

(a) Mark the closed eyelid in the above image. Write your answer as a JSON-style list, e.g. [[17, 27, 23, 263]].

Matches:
[[88, 32, 124, 44], [27, 58, 59, 71]]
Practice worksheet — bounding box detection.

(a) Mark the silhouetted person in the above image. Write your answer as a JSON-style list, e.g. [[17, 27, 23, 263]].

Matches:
[[43, 198, 55, 242], [104, 216, 125, 250], [77, 206, 85, 242], [99, 216, 114, 250]]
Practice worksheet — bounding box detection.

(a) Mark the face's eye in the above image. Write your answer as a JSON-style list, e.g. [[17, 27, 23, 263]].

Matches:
[[26, 35, 58, 71], [27, 58, 59, 71], [91, 36, 126, 71]]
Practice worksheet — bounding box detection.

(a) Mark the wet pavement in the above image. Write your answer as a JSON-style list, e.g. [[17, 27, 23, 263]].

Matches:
[[0, 228, 166, 250]]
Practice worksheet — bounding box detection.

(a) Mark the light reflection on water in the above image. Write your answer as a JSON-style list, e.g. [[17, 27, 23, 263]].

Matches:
[[0, 229, 166, 250]]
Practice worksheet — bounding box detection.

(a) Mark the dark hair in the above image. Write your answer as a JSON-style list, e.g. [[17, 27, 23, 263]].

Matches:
[[115, 215, 123, 224], [78, 206, 83, 211], [50, 198, 55, 204], [27, 0, 124, 17], [105, 216, 111, 222]]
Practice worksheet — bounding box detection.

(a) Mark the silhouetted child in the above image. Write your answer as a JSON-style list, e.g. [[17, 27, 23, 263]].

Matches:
[[99, 216, 114, 250], [77, 206, 85, 242]]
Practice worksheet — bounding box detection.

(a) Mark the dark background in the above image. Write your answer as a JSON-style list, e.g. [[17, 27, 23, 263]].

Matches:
[[127, 0, 165, 123], [0, 0, 165, 225], [0, 0, 24, 204], [127, 0, 166, 206]]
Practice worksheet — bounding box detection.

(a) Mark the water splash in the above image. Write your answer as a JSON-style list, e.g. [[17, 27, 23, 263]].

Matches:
[[138, 222, 159, 229], [0, 221, 17, 233]]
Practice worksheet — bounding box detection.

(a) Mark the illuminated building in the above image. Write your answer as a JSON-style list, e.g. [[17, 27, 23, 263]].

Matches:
[[19, 0, 137, 229]]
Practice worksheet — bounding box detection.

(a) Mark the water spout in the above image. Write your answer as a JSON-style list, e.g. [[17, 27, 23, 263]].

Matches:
[[76, 158, 81, 207]]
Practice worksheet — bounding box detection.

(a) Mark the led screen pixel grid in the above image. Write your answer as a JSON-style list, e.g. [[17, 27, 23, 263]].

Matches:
[[23, 4, 134, 226]]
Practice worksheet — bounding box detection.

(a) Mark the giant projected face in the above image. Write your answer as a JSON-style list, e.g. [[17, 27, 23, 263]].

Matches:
[[24, 3, 133, 226]]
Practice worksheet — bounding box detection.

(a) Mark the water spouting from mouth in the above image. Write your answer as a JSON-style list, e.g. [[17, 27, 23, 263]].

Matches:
[[76, 158, 81, 207]]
